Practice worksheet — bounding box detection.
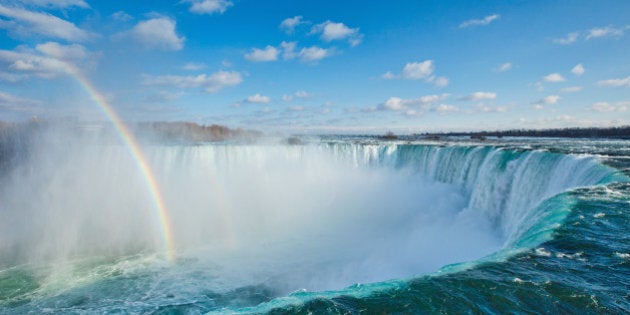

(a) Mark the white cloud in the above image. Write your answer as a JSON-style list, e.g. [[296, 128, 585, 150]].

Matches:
[[459, 14, 500, 28], [0, 49, 66, 77], [591, 101, 628, 112], [553, 32, 579, 45], [182, 62, 206, 71], [586, 26, 624, 40], [36, 42, 88, 61], [289, 106, 306, 112], [473, 103, 509, 113], [283, 90, 312, 101], [380, 97, 407, 111], [111, 11, 133, 22], [434, 104, 459, 115], [244, 45, 279, 62], [146, 90, 184, 102], [533, 95, 561, 109], [571, 63, 585, 76], [143, 70, 243, 93], [383, 60, 448, 87], [280, 41, 297, 60], [185, 0, 233, 15], [20, 0, 89, 8], [596, 76, 630, 87], [299, 46, 332, 62], [246, 93, 271, 104], [0, 91, 42, 111], [128, 17, 185, 51], [381, 71, 396, 80], [0, 4, 93, 42], [280, 16, 306, 34], [402, 60, 434, 79], [247, 42, 333, 63], [496, 62, 512, 72], [377, 94, 450, 112], [311, 20, 363, 46], [0, 42, 92, 79], [294, 90, 311, 98], [543, 73, 566, 82], [432, 76, 449, 87], [560, 86, 582, 93], [542, 95, 561, 104], [554, 25, 627, 44], [0, 71, 26, 82], [460, 91, 497, 101]]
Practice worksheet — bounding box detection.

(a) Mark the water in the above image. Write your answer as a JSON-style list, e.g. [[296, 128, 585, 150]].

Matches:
[[0, 131, 628, 313]]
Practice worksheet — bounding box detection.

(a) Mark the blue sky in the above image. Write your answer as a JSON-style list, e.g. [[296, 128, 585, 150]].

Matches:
[[0, 0, 628, 133]]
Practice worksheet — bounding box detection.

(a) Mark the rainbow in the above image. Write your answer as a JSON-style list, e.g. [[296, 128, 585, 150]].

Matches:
[[67, 66, 177, 262]]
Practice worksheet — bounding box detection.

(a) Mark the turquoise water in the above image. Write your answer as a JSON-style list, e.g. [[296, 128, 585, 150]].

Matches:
[[0, 137, 628, 313]]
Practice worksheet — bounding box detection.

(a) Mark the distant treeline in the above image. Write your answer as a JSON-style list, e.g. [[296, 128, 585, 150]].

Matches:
[[420, 126, 630, 139], [136, 121, 262, 143]]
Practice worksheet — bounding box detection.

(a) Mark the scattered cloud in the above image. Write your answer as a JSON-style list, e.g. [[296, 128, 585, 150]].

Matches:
[[560, 86, 582, 93], [0, 91, 42, 111], [382, 60, 448, 87], [596, 76, 630, 87], [543, 73, 565, 82], [126, 17, 185, 51], [553, 32, 579, 45], [585, 26, 624, 40], [459, 14, 500, 28], [280, 41, 297, 60], [182, 62, 206, 71], [0, 71, 27, 82], [184, 0, 233, 15], [142, 70, 243, 93], [381, 71, 396, 80], [310, 20, 363, 46], [553, 25, 628, 44], [244, 45, 279, 62], [432, 76, 449, 87], [376, 94, 451, 115], [0, 4, 94, 42], [473, 103, 509, 113], [245, 93, 271, 104], [282, 90, 312, 101], [571, 63, 585, 76], [288, 105, 305, 112], [20, 0, 89, 8], [145, 90, 184, 103], [244, 42, 332, 63], [591, 101, 628, 112], [379, 97, 407, 111], [434, 104, 459, 115], [35, 41, 89, 61], [280, 16, 307, 34], [533, 95, 561, 109], [460, 91, 497, 101], [402, 60, 434, 79], [495, 62, 512, 72], [0, 42, 93, 79], [298, 46, 332, 62], [111, 11, 133, 22], [542, 95, 561, 104]]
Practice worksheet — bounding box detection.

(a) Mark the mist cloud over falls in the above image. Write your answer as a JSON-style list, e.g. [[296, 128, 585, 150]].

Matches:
[[0, 132, 503, 292]]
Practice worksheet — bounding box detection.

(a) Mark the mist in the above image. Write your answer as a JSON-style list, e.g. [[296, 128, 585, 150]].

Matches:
[[0, 124, 503, 294]]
